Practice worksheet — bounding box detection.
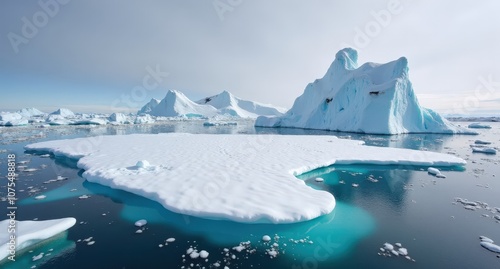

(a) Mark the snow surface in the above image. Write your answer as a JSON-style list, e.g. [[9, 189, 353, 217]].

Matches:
[[196, 90, 286, 118], [25, 134, 465, 224], [256, 48, 473, 135], [0, 218, 76, 261]]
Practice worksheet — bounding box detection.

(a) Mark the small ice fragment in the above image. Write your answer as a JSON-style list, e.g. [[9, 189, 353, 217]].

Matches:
[[166, 238, 175, 243], [427, 167, 445, 178], [464, 205, 476, 210], [190, 251, 200, 259], [32, 253, 44, 261], [134, 219, 147, 227], [35, 195, 46, 200], [87, 241, 95, 245], [395, 243, 402, 247], [475, 140, 492, 145], [136, 160, 150, 168], [480, 242, 500, 253], [314, 177, 324, 182], [262, 235, 271, 242], [233, 245, 245, 252], [186, 248, 194, 254], [391, 250, 399, 256], [135, 229, 143, 234], [267, 249, 278, 257], [78, 195, 90, 199], [480, 236, 494, 243], [398, 248, 408, 256], [472, 147, 497, 154], [383, 243, 394, 251], [199, 250, 209, 259], [352, 183, 359, 188]]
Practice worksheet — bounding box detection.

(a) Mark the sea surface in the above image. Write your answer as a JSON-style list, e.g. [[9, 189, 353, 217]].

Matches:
[[0, 121, 499, 269]]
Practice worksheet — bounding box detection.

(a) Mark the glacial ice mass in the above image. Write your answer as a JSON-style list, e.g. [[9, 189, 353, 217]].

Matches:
[[256, 48, 473, 135], [25, 134, 466, 223]]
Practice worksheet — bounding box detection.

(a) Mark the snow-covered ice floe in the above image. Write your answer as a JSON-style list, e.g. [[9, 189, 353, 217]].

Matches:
[[25, 134, 466, 223], [0, 218, 76, 261], [256, 48, 474, 135]]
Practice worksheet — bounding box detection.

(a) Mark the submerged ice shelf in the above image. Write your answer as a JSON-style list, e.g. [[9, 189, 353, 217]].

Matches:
[[0, 218, 76, 261], [25, 134, 466, 224]]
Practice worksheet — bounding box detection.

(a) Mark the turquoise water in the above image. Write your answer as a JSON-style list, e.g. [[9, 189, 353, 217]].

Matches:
[[1, 121, 499, 268]]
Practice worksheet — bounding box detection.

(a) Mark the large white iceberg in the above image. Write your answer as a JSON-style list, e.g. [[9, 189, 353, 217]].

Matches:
[[196, 90, 286, 118], [149, 90, 218, 118], [25, 134, 465, 224], [256, 48, 473, 135], [0, 218, 76, 261]]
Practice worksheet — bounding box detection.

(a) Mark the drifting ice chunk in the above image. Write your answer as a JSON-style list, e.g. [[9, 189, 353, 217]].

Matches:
[[471, 147, 496, 154], [480, 236, 494, 243], [134, 219, 147, 227], [262, 235, 272, 242], [256, 48, 472, 135], [468, 123, 492, 129], [474, 140, 492, 145], [25, 133, 466, 224], [0, 218, 76, 261], [427, 167, 446, 178], [480, 242, 500, 253]]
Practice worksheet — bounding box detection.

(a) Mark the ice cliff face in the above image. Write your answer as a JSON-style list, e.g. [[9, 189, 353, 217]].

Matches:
[[256, 48, 472, 135]]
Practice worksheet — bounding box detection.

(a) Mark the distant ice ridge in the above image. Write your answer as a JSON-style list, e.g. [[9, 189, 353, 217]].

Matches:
[[196, 90, 286, 118], [25, 134, 465, 224], [0, 217, 76, 261], [140, 90, 285, 119], [256, 48, 474, 135]]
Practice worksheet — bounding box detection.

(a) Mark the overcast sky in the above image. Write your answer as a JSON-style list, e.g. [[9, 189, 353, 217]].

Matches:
[[1, 0, 499, 115]]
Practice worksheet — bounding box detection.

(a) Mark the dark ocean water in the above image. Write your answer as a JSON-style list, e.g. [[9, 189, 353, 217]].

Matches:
[[0, 121, 499, 269]]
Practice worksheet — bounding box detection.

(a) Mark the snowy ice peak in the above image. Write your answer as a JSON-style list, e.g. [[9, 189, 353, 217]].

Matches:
[[197, 90, 286, 118], [142, 89, 284, 119], [256, 48, 473, 135]]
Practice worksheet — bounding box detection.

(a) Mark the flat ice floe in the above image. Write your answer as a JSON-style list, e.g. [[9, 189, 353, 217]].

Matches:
[[0, 218, 76, 261], [25, 134, 465, 223]]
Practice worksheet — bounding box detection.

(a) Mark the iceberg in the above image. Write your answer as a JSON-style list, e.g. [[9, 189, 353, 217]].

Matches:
[[109, 112, 129, 124], [50, 108, 75, 118], [256, 48, 473, 135], [0, 218, 76, 261], [0, 112, 28, 126], [25, 134, 465, 224], [138, 98, 160, 114], [197, 90, 286, 118], [17, 108, 45, 118], [149, 90, 217, 118]]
